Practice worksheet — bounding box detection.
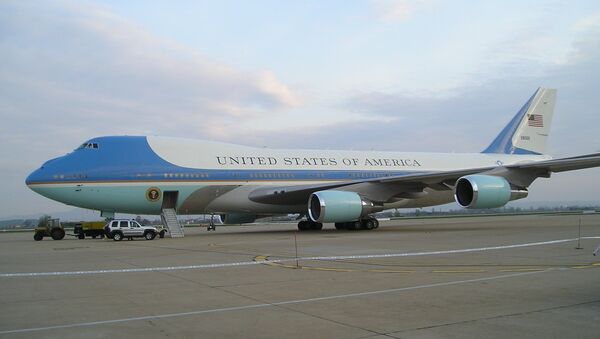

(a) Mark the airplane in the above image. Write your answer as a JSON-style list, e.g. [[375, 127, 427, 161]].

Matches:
[[26, 88, 600, 233]]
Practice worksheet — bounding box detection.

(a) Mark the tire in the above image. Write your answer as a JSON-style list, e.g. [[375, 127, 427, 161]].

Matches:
[[348, 221, 360, 230], [92, 235, 97, 239], [334, 222, 345, 230], [144, 231, 156, 240], [34, 232, 43, 241], [112, 232, 123, 241], [78, 233, 85, 239], [310, 222, 323, 230], [363, 219, 375, 230], [51, 228, 65, 240], [159, 231, 165, 238], [297, 221, 309, 231], [373, 219, 380, 229]]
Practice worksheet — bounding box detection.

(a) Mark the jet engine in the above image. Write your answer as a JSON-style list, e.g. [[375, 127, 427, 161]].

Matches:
[[454, 175, 528, 209], [219, 213, 258, 224], [308, 190, 380, 223]]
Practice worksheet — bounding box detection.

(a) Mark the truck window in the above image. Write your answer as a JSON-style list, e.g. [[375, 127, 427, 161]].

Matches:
[[119, 221, 129, 228]]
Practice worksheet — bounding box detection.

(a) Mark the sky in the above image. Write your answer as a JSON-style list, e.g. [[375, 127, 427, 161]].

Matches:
[[1, 0, 600, 218]]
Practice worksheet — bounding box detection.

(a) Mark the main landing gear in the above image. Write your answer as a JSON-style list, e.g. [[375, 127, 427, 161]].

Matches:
[[334, 217, 379, 231], [297, 217, 380, 231], [297, 220, 323, 231]]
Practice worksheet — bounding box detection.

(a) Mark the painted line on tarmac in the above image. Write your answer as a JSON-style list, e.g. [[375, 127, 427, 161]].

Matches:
[[0, 269, 553, 335], [2, 236, 599, 278]]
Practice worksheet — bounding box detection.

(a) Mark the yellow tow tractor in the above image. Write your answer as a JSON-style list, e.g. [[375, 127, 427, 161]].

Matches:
[[33, 216, 65, 241]]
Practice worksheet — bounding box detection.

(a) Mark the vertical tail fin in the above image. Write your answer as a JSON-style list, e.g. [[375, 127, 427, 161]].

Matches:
[[482, 87, 557, 155]]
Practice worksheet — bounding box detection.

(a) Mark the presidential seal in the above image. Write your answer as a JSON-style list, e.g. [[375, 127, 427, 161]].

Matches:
[[146, 187, 161, 202]]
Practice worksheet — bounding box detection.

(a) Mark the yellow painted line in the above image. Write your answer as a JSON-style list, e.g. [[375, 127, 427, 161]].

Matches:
[[592, 263, 600, 266], [571, 265, 594, 269], [367, 269, 414, 273], [432, 269, 487, 273], [499, 268, 545, 272], [254, 255, 268, 261], [303, 267, 353, 272], [278, 264, 301, 269]]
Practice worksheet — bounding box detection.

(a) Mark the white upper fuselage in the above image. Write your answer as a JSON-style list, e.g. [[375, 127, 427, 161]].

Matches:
[[147, 136, 550, 173]]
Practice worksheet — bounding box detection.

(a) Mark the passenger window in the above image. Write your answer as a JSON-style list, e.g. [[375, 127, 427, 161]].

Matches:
[[119, 221, 129, 228]]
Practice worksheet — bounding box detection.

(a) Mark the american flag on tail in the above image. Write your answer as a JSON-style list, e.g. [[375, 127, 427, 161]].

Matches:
[[528, 114, 543, 127]]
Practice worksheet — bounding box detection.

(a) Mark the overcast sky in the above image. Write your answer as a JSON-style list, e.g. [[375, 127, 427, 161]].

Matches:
[[1, 0, 600, 218]]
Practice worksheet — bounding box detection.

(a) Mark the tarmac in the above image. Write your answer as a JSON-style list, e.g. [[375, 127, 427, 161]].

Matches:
[[1, 213, 599, 338]]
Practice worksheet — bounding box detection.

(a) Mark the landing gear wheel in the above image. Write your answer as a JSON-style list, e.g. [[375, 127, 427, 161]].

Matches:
[[347, 221, 360, 230], [297, 220, 309, 231], [334, 222, 345, 230], [51, 228, 65, 240], [310, 222, 323, 230], [363, 219, 375, 230]]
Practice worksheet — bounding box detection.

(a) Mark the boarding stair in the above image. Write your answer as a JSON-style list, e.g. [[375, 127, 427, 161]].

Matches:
[[161, 208, 184, 238]]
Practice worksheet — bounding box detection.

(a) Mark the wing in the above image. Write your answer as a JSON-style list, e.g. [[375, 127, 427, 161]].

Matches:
[[248, 153, 600, 205]]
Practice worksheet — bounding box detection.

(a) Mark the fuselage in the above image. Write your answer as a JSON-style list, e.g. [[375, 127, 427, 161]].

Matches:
[[26, 136, 550, 215]]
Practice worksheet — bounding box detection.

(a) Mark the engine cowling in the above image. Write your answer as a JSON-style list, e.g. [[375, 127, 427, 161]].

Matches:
[[308, 190, 378, 223], [454, 175, 528, 209], [219, 213, 258, 224]]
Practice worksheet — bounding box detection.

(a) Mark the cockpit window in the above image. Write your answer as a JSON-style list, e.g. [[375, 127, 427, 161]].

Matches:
[[76, 142, 99, 150]]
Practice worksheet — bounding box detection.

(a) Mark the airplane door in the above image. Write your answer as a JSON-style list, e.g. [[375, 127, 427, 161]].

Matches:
[[162, 191, 179, 209]]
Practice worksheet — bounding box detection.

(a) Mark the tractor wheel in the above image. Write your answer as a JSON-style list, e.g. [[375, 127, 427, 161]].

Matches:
[[78, 233, 85, 240], [34, 232, 43, 241], [51, 228, 65, 240]]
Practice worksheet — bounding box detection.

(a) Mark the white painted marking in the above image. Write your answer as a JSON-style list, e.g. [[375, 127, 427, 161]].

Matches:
[[0, 270, 551, 334], [1, 237, 598, 278]]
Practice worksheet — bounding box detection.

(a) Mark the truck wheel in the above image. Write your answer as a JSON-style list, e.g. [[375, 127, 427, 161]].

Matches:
[[159, 231, 165, 238], [112, 232, 123, 241], [92, 235, 97, 239], [51, 228, 65, 240], [34, 233, 43, 241], [144, 231, 156, 240], [78, 233, 85, 240]]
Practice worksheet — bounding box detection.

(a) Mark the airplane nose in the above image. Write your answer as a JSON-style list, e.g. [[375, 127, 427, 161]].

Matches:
[[26, 156, 63, 186], [25, 168, 43, 186]]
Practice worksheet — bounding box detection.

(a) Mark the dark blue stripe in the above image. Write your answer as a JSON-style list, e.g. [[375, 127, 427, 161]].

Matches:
[[482, 89, 538, 154]]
